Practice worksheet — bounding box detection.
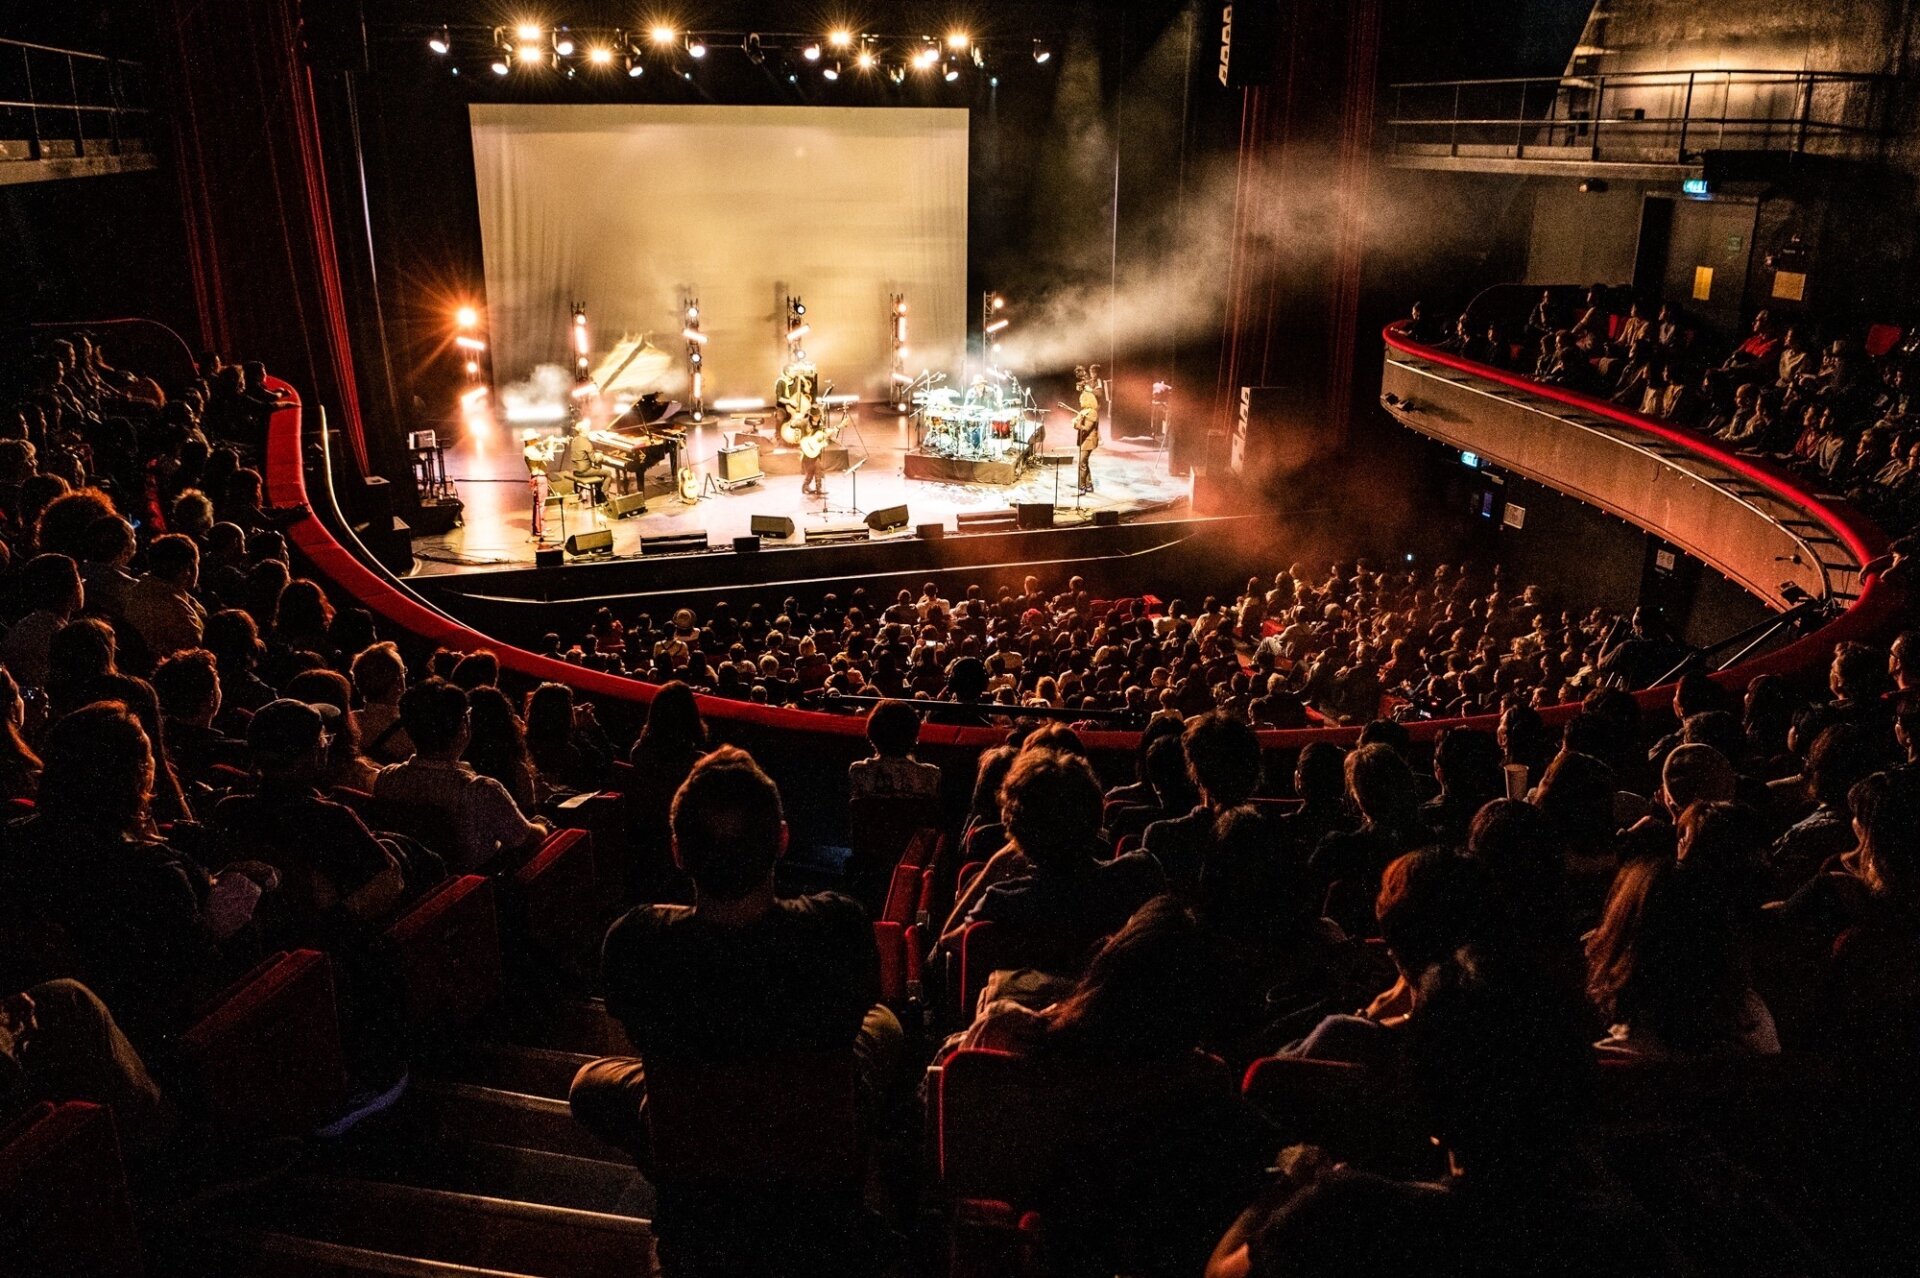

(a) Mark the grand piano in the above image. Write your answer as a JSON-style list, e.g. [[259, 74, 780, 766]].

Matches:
[[584, 398, 686, 492]]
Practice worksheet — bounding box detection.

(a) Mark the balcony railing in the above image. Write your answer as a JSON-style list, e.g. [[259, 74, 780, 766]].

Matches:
[[0, 37, 152, 171], [1387, 68, 1892, 169]]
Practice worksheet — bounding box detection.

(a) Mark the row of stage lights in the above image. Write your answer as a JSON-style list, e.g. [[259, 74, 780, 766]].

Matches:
[[427, 23, 1052, 82]]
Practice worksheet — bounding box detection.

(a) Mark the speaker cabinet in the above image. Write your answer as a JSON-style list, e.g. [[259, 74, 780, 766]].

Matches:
[[534, 547, 564, 568], [718, 444, 763, 484], [866, 503, 910, 532], [641, 532, 710, 555], [1235, 384, 1329, 479], [751, 514, 796, 539], [1092, 509, 1121, 527], [1217, 0, 1281, 88], [732, 535, 761, 554], [566, 529, 615, 556], [1016, 502, 1055, 531], [917, 522, 945, 541], [605, 491, 648, 519]]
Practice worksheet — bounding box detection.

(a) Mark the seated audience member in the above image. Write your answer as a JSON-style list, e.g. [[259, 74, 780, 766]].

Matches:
[[2, 552, 83, 690], [43, 618, 191, 826], [1143, 712, 1264, 891], [270, 578, 338, 666], [1421, 727, 1504, 846], [203, 608, 277, 720], [217, 699, 407, 936], [1112, 734, 1202, 845], [1529, 750, 1623, 927], [1585, 854, 1778, 1059], [524, 682, 613, 795], [1815, 767, 1920, 1073], [122, 534, 206, 663], [283, 668, 379, 792], [1311, 744, 1431, 935], [948, 896, 1272, 1277], [569, 745, 893, 1153], [0, 703, 220, 1052], [1287, 850, 1493, 1065], [351, 641, 413, 763], [448, 649, 500, 691], [1106, 717, 1188, 810], [151, 648, 245, 791], [462, 685, 536, 811], [373, 678, 547, 872], [0, 977, 173, 1162], [1770, 724, 1877, 895], [939, 749, 1166, 976], [77, 516, 138, 622], [1210, 960, 1671, 1278], [958, 744, 1018, 859], [0, 667, 39, 803], [1272, 742, 1354, 861], [624, 681, 709, 890], [848, 698, 941, 802]]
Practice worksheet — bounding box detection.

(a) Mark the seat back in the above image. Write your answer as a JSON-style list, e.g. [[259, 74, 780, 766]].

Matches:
[[644, 1052, 859, 1184], [0, 1102, 143, 1278], [552, 789, 627, 903], [512, 828, 600, 963], [875, 920, 908, 1012], [881, 859, 923, 926], [956, 919, 1013, 1019], [1865, 322, 1903, 358], [179, 948, 348, 1136], [848, 794, 941, 912], [1241, 1055, 1437, 1175], [384, 875, 503, 1029]]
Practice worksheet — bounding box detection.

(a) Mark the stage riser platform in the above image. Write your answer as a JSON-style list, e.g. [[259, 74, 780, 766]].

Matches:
[[904, 452, 1020, 485]]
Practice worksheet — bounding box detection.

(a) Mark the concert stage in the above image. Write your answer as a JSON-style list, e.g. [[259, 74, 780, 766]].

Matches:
[[408, 409, 1191, 577]]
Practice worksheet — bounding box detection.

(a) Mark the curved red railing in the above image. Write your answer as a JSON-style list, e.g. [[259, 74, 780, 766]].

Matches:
[[267, 336, 1898, 754]]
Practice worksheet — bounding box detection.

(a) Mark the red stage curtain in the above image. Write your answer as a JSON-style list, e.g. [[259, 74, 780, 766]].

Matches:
[[152, 0, 371, 472]]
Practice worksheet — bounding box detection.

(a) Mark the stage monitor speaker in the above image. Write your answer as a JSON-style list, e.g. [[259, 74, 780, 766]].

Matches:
[[917, 522, 945, 541], [642, 532, 710, 555], [566, 529, 615, 557], [718, 444, 763, 484], [1016, 502, 1055, 531], [1218, 0, 1281, 88], [732, 535, 761, 554], [956, 508, 1018, 529], [535, 547, 564, 568], [809, 524, 870, 545], [1092, 509, 1121, 527], [866, 503, 910, 532], [362, 473, 395, 524], [605, 491, 648, 519], [751, 514, 796, 539]]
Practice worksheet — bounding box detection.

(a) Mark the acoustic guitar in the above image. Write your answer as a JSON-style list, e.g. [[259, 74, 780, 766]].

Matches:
[[798, 423, 836, 459], [677, 466, 699, 502]]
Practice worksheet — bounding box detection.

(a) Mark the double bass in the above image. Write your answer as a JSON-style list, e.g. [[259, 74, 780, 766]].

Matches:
[[776, 363, 821, 444]]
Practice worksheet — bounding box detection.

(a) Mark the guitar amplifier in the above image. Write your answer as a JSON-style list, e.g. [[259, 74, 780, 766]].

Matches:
[[717, 443, 762, 485]]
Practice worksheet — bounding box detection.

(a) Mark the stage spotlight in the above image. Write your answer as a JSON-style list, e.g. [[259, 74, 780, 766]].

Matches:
[[823, 61, 840, 80], [626, 53, 644, 76], [690, 351, 701, 365], [789, 324, 811, 341], [454, 336, 488, 352], [515, 22, 541, 42], [455, 305, 480, 329], [1033, 39, 1052, 63], [829, 30, 852, 49], [947, 32, 970, 50], [428, 26, 451, 54], [649, 25, 676, 46], [896, 301, 908, 315], [682, 328, 709, 344], [517, 43, 542, 64], [914, 45, 939, 69], [857, 48, 876, 70], [554, 31, 575, 56], [793, 303, 806, 316], [897, 347, 910, 361], [993, 296, 1006, 310], [985, 318, 1010, 335], [490, 57, 510, 75], [802, 41, 821, 61], [888, 63, 905, 83], [687, 37, 707, 58], [587, 43, 612, 64], [464, 360, 479, 375], [686, 305, 699, 320], [943, 59, 960, 82]]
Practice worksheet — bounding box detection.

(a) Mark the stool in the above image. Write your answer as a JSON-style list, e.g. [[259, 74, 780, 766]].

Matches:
[[574, 473, 607, 509]]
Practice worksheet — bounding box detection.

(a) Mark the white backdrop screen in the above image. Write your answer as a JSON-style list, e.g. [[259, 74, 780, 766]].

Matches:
[[469, 103, 968, 405]]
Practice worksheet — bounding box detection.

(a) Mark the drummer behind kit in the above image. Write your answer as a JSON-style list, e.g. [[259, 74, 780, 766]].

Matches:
[[912, 370, 1039, 469]]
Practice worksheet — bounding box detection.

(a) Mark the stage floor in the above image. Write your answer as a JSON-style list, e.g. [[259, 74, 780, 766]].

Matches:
[[407, 411, 1192, 576]]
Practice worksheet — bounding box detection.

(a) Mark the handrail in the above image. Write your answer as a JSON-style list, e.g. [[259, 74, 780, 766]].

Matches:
[[0, 37, 149, 164], [1390, 69, 1889, 90], [1381, 323, 1897, 688]]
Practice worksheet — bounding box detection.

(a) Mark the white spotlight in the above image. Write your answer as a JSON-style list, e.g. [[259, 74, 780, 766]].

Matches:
[[829, 30, 853, 49], [823, 61, 840, 80], [625, 54, 644, 77], [802, 42, 822, 61], [944, 60, 959, 82], [1033, 40, 1052, 64], [588, 44, 613, 64], [687, 37, 707, 58], [554, 32, 575, 56], [490, 57, 510, 75], [428, 26, 451, 54], [515, 23, 541, 42]]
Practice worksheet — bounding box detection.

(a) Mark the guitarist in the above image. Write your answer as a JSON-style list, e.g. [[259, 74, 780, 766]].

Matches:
[[1072, 364, 1103, 493], [799, 418, 828, 496]]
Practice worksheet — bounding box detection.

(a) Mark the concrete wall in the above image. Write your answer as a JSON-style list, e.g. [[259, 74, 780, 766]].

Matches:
[[1579, 0, 1915, 75], [1524, 184, 1650, 285]]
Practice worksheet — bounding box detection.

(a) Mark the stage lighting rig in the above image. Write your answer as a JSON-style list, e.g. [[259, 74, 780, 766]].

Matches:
[[889, 294, 911, 412], [515, 22, 542, 42], [943, 59, 960, 82], [570, 303, 591, 381], [856, 40, 877, 71], [682, 295, 706, 422], [490, 57, 511, 75], [687, 36, 708, 58], [785, 296, 809, 361], [829, 30, 853, 50], [823, 61, 841, 81], [981, 292, 1010, 369], [802, 41, 822, 61], [1033, 39, 1052, 64], [650, 25, 676, 46], [516, 42, 543, 65], [553, 29, 575, 57], [429, 26, 451, 54], [947, 32, 971, 50], [588, 43, 613, 65]]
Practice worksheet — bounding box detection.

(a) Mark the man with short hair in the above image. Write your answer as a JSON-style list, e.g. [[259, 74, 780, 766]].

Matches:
[[351, 641, 413, 763], [372, 678, 546, 873], [151, 648, 245, 789], [2, 552, 83, 689], [1143, 712, 1263, 891], [569, 745, 892, 1160], [123, 534, 206, 662]]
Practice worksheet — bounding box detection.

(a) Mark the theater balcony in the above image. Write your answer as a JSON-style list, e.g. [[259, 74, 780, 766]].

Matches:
[[0, 38, 156, 185], [1384, 68, 1891, 180], [1379, 319, 1887, 663]]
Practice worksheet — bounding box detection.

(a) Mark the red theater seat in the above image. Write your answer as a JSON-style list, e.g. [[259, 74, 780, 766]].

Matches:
[[513, 827, 599, 963], [882, 860, 924, 926], [1865, 322, 1903, 358], [384, 875, 503, 1029], [179, 948, 348, 1137], [956, 920, 1014, 1020], [0, 1102, 143, 1278], [1242, 1054, 1437, 1176], [875, 920, 908, 1012]]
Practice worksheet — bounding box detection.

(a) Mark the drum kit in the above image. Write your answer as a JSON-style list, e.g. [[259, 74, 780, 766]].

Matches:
[[911, 379, 1041, 466]]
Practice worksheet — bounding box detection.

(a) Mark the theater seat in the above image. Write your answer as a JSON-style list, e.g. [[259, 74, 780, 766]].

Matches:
[[644, 1051, 858, 1184], [384, 875, 503, 1029], [875, 920, 908, 1012], [512, 827, 599, 965], [550, 789, 627, 905], [882, 860, 924, 927], [956, 920, 1013, 1020], [179, 948, 349, 1137], [848, 796, 941, 913], [0, 1102, 143, 1278], [1241, 1054, 1438, 1177], [1865, 322, 1903, 358]]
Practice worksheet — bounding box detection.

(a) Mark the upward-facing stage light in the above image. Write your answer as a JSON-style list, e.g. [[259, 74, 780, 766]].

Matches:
[[490, 57, 510, 75], [428, 27, 451, 54], [943, 60, 960, 82]]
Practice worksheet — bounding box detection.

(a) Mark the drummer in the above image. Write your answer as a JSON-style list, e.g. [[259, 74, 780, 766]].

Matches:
[[964, 374, 1002, 410]]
